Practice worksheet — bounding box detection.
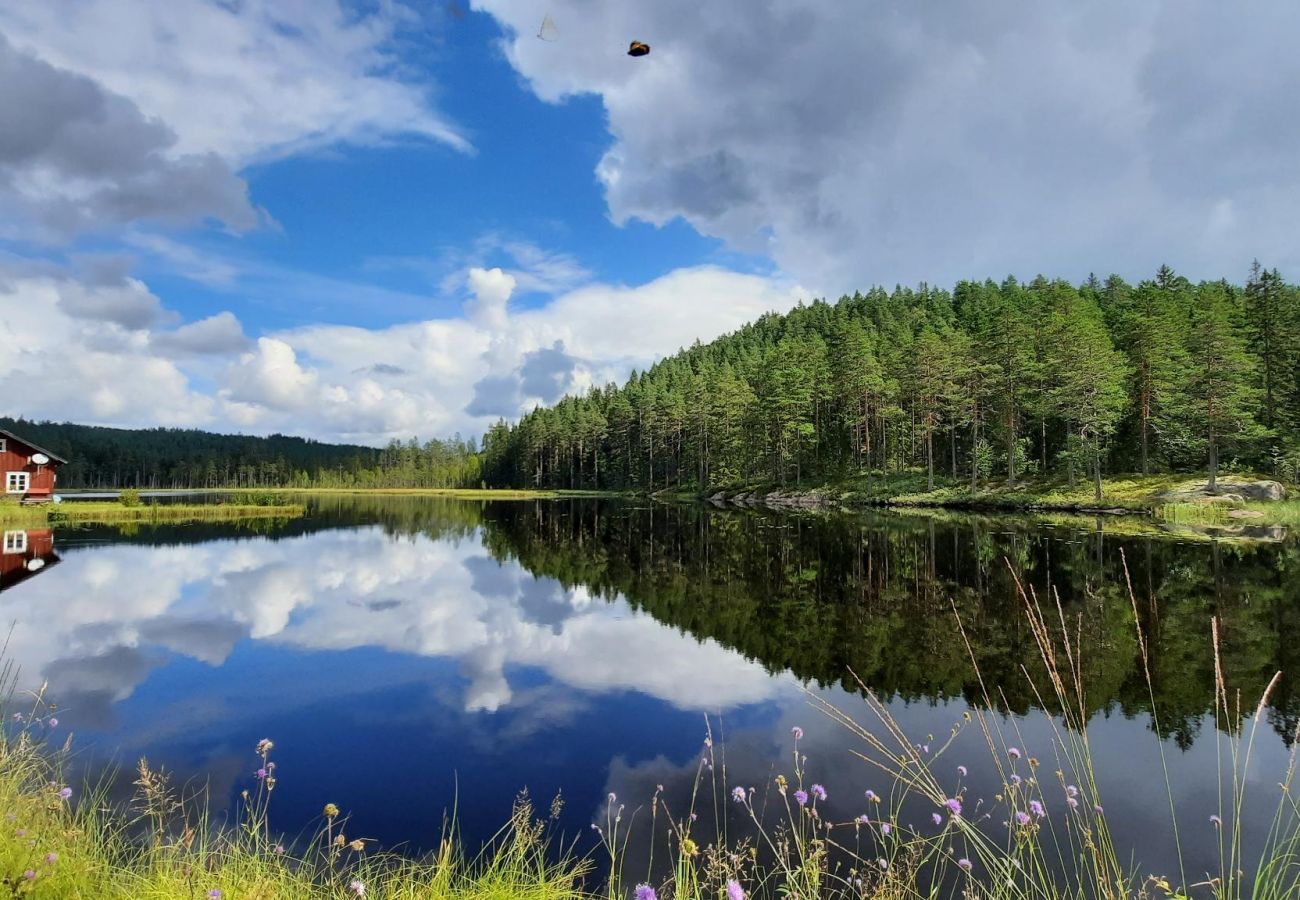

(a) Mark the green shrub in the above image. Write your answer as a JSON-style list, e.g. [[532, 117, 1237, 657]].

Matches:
[[118, 488, 142, 508]]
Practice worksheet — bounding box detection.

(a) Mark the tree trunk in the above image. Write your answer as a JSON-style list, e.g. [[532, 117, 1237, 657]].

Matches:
[[1092, 433, 1103, 503], [926, 429, 934, 491], [1208, 433, 1218, 492]]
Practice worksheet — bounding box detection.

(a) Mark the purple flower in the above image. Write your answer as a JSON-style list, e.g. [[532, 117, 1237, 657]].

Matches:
[[1015, 811, 1031, 826], [791, 726, 804, 741], [857, 815, 869, 824], [726, 880, 745, 900], [58, 787, 72, 801], [15, 829, 26, 837], [1029, 800, 1046, 819], [1094, 804, 1105, 815], [931, 813, 943, 826], [1210, 815, 1223, 827], [1010, 774, 1022, 786], [864, 789, 879, 803], [880, 823, 892, 835], [1067, 797, 1079, 809], [47, 718, 57, 728], [44, 853, 57, 865], [732, 786, 746, 803], [1066, 784, 1079, 798], [274, 844, 285, 855], [794, 790, 809, 806], [208, 891, 223, 899], [255, 768, 267, 780], [349, 880, 366, 897], [1008, 747, 1021, 759], [957, 765, 968, 777], [957, 858, 973, 872], [944, 797, 962, 817], [635, 885, 658, 900], [811, 784, 827, 801], [22, 871, 35, 881]]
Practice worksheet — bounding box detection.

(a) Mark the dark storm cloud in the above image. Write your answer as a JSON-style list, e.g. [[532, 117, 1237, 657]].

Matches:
[[0, 34, 259, 238]]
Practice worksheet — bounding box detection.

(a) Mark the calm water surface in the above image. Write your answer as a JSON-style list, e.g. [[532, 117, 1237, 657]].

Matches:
[[2, 496, 1297, 876]]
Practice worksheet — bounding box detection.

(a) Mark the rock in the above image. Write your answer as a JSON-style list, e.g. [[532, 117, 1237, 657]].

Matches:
[[1228, 480, 1286, 501]]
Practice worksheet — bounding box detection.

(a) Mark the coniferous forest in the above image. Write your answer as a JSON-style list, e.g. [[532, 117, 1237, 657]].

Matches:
[[481, 265, 1300, 497]]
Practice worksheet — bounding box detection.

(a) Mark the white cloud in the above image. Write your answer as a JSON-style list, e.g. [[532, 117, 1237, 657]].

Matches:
[[152, 312, 251, 358], [474, 0, 1300, 292], [0, 0, 469, 165]]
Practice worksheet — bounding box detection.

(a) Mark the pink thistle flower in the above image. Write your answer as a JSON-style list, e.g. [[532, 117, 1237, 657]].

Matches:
[[726, 880, 745, 900]]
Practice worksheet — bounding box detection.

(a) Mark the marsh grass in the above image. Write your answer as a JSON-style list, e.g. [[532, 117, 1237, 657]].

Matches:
[[47, 502, 306, 525]]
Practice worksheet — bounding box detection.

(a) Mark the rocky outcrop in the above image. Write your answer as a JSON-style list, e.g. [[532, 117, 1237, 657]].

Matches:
[[1156, 479, 1286, 504]]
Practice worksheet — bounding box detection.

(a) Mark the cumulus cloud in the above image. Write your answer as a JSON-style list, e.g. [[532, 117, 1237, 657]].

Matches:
[[0, 34, 259, 238], [151, 312, 251, 357], [0, 0, 469, 164], [476, 0, 1300, 291]]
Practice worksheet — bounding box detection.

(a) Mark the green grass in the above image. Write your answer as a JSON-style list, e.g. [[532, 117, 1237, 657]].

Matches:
[[247, 488, 624, 500], [0, 502, 306, 527]]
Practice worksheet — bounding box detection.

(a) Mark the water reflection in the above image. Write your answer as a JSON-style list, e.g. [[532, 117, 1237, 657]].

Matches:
[[0, 496, 1295, 873]]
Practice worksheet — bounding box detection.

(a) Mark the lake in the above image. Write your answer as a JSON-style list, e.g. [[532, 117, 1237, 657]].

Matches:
[[1, 495, 1296, 879]]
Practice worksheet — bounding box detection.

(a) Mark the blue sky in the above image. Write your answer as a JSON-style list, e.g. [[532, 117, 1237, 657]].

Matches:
[[2, 0, 1298, 443]]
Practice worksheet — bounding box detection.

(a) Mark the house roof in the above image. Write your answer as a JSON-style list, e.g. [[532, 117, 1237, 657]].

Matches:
[[0, 429, 69, 465]]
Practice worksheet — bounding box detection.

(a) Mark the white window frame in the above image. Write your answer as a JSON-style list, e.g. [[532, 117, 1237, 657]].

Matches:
[[5, 472, 29, 494], [2, 531, 26, 554], [0, 439, 6, 453]]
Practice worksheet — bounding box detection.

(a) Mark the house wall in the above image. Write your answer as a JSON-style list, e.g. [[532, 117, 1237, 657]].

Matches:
[[1, 437, 59, 496]]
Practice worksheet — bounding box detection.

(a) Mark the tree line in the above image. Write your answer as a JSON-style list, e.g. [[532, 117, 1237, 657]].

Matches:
[[0, 418, 480, 490], [481, 264, 1300, 499]]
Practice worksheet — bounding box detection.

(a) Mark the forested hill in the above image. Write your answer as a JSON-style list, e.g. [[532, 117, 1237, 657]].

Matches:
[[480, 264, 1300, 495], [0, 418, 480, 489]]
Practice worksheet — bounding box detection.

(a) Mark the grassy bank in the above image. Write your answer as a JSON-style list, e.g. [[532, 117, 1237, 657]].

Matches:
[[0, 500, 305, 527]]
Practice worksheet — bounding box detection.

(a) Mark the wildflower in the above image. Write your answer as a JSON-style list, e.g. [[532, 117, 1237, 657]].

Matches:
[[1066, 784, 1079, 798], [15, 829, 26, 837], [682, 838, 698, 857], [1015, 811, 1031, 826], [811, 784, 827, 801], [857, 815, 869, 824], [58, 787, 72, 800], [791, 726, 804, 741], [1029, 800, 1045, 819], [255, 768, 268, 780], [957, 765, 968, 777], [1009, 775, 1022, 786], [1210, 814, 1222, 827], [323, 803, 340, 819], [274, 845, 285, 855], [732, 786, 746, 803], [931, 813, 943, 826], [208, 891, 223, 899], [635, 884, 658, 900], [944, 797, 962, 817], [726, 879, 745, 900], [1008, 747, 1021, 760], [349, 839, 365, 852], [864, 789, 879, 803], [44, 853, 57, 865], [1094, 804, 1105, 815], [775, 775, 788, 793], [1028, 757, 1039, 768], [957, 858, 973, 872], [608, 792, 617, 804], [256, 739, 274, 755], [47, 718, 57, 728], [11, 713, 21, 722], [23, 870, 35, 880], [880, 823, 892, 835], [348, 880, 365, 896], [794, 790, 809, 806], [877, 858, 888, 871], [1067, 798, 1078, 809]]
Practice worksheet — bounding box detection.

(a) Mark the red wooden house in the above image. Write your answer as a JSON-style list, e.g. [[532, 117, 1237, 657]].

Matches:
[[0, 528, 59, 593], [1, 429, 67, 504]]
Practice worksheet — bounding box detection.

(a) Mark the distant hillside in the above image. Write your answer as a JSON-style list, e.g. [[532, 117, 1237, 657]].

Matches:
[[0, 418, 381, 489], [481, 265, 1300, 496]]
